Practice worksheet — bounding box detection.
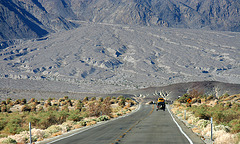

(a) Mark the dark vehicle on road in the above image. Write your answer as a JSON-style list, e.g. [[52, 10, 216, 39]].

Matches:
[[156, 98, 165, 111]]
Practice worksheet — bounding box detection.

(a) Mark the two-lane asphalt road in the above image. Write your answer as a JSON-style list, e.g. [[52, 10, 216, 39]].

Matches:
[[44, 104, 203, 144]]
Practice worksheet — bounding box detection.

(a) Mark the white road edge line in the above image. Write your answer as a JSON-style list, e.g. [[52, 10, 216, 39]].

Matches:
[[166, 105, 193, 144], [37, 104, 142, 144]]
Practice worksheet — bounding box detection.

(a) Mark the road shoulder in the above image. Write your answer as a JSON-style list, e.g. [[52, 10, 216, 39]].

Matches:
[[167, 105, 205, 144]]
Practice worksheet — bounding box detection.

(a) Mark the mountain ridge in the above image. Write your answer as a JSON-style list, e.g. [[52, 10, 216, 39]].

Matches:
[[1, 0, 240, 44]]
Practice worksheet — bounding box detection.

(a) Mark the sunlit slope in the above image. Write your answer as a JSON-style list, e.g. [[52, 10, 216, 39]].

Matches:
[[0, 23, 239, 92]]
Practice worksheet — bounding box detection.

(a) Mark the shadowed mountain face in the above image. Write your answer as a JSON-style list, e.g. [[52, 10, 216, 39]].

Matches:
[[1, 0, 240, 44], [0, 0, 78, 46]]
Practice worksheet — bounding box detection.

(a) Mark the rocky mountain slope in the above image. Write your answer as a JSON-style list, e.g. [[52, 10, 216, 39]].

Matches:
[[0, 22, 239, 96], [1, 0, 240, 45], [0, 0, 240, 100]]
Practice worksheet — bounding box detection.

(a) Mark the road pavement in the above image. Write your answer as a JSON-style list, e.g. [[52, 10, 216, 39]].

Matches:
[[45, 104, 204, 144]]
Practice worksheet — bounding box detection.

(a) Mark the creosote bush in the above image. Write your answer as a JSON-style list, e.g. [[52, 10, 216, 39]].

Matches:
[[0, 95, 135, 137], [187, 96, 240, 134]]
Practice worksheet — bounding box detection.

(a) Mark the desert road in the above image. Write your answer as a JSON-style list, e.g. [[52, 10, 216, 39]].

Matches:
[[44, 104, 204, 144]]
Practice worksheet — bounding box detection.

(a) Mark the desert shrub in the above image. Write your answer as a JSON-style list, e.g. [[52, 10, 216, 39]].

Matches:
[[98, 97, 103, 102], [47, 125, 61, 134], [81, 107, 87, 112], [118, 97, 125, 107], [189, 89, 204, 98], [188, 104, 210, 120], [66, 99, 72, 106], [79, 121, 86, 126], [60, 101, 67, 106], [14, 99, 21, 105], [112, 96, 116, 99], [2, 137, 17, 143], [225, 102, 232, 108], [117, 95, 124, 100], [74, 101, 83, 111], [44, 101, 51, 107], [103, 97, 111, 104], [83, 97, 88, 102], [61, 105, 69, 112], [97, 115, 110, 121], [101, 103, 111, 116], [231, 103, 240, 111], [230, 119, 240, 133], [1, 101, 6, 105], [207, 95, 214, 101], [37, 112, 59, 129], [21, 104, 31, 112], [0, 118, 7, 131], [27, 115, 40, 126], [58, 98, 65, 103], [8, 101, 14, 106], [21, 99, 27, 105], [67, 110, 83, 122], [5, 116, 24, 134], [28, 98, 36, 103], [1, 105, 8, 112], [219, 93, 230, 100], [58, 110, 69, 123], [31, 105, 37, 112], [64, 96, 69, 100], [37, 106, 44, 112], [6, 98, 11, 104], [90, 97, 96, 101], [177, 94, 189, 103], [88, 101, 101, 117]]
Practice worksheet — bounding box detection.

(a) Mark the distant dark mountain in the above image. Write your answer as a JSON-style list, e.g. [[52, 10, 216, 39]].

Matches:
[[1, 0, 240, 44], [71, 0, 240, 31], [0, 0, 78, 47]]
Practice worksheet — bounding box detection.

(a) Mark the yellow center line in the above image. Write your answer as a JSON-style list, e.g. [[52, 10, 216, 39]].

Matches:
[[112, 104, 155, 144]]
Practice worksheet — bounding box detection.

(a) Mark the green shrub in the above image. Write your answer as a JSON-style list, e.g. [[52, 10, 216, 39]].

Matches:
[[47, 106, 59, 111], [21, 104, 31, 112], [118, 97, 125, 107], [58, 110, 69, 123], [83, 97, 88, 102], [67, 110, 83, 122], [0, 118, 7, 130], [37, 112, 58, 129], [21, 99, 27, 105], [47, 125, 61, 134], [27, 115, 40, 126], [14, 99, 21, 105], [28, 98, 36, 103], [2, 137, 16, 143], [97, 115, 110, 121], [5, 117, 24, 134], [1, 105, 8, 112], [75, 102, 83, 111], [230, 119, 240, 133], [79, 121, 86, 126], [6, 98, 11, 104], [117, 95, 124, 100], [178, 94, 189, 103]]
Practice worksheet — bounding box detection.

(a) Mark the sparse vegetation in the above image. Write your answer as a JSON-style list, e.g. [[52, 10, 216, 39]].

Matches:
[[0, 96, 137, 143], [173, 92, 240, 144]]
